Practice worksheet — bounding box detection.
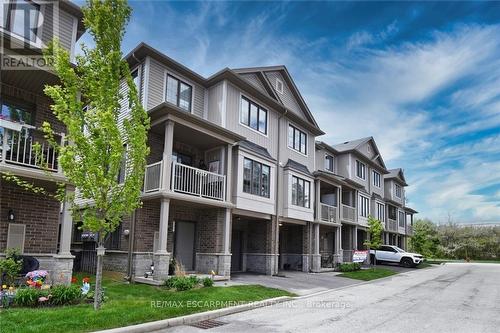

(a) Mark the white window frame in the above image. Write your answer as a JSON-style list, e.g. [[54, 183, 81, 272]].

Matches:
[[1, 0, 44, 48], [372, 170, 381, 188], [325, 154, 334, 172], [395, 183, 402, 198], [291, 175, 311, 208], [243, 157, 271, 198], [163, 70, 195, 113], [376, 202, 385, 222], [356, 160, 366, 180], [358, 195, 370, 218], [398, 210, 405, 227]]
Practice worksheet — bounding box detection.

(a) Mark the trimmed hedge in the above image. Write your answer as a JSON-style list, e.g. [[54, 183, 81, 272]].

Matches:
[[339, 262, 361, 272]]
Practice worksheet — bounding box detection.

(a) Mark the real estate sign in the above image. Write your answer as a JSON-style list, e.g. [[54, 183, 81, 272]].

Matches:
[[353, 250, 368, 263]]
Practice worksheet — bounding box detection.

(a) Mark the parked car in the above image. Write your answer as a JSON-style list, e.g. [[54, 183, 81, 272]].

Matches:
[[370, 245, 424, 268]]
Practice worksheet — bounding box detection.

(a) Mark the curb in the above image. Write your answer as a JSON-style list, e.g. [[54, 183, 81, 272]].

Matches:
[[93, 296, 293, 333]]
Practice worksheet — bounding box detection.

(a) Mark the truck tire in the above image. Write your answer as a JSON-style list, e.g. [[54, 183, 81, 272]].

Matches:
[[400, 257, 414, 268]]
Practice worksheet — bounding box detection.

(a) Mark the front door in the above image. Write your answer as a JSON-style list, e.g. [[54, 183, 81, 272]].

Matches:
[[231, 230, 242, 272], [174, 221, 196, 271]]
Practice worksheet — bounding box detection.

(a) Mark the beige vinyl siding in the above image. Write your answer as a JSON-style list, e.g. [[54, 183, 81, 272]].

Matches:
[[280, 119, 315, 172], [265, 71, 304, 119], [239, 73, 270, 97], [40, 5, 75, 51], [225, 83, 278, 159], [117, 63, 144, 130], [207, 82, 224, 125], [146, 59, 205, 117]]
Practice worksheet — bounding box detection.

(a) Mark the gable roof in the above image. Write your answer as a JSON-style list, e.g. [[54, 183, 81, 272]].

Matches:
[[284, 159, 312, 176], [232, 66, 321, 130], [124, 43, 324, 136], [331, 136, 388, 171], [385, 168, 408, 186]]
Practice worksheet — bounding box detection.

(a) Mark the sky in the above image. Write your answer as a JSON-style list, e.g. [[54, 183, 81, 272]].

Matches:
[[77, 1, 500, 225]]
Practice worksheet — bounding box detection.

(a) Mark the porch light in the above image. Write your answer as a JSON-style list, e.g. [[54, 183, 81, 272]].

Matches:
[[7, 209, 15, 222]]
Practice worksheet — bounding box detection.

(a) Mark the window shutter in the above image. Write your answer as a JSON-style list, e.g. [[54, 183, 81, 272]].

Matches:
[[6, 224, 26, 253], [153, 231, 159, 253]]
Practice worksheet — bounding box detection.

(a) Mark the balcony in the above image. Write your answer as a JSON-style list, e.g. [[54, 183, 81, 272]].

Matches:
[[144, 161, 226, 201], [320, 203, 338, 223], [0, 125, 61, 173], [386, 218, 398, 232], [407, 225, 414, 236], [342, 204, 356, 222]]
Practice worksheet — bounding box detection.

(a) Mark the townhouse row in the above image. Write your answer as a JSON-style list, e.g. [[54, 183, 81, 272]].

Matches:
[[0, 0, 417, 284]]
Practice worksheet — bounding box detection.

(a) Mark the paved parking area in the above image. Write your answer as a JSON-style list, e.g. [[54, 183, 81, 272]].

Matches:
[[217, 271, 359, 296]]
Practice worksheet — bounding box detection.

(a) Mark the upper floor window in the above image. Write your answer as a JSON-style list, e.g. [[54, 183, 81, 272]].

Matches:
[[166, 74, 192, 112], [398, 211, 405, 227], [388, 205, 397, 220], [376, 202, 385, 222], [395, 184, 402, 198], [240, 96, 267, 134], [0, 99, 33, 124], [356, 160, 366, 179], [2, 0, 40, 43], [325, 155, 334, 172], [243, 158, 270, 198], [359, 195, 370, 217], [291, 175, 310, 208], [131, 68, 140, 90], [288, 125, 307, 155], [373, 170, 381, 187]]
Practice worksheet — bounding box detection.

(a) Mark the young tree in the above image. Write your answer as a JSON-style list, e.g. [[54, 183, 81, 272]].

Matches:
[[364, 216, 383, 266], [409, 219, 439, 258], [43, 0, 149, 310]]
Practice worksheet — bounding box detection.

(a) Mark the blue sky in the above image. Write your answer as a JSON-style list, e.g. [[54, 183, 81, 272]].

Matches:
[[78, 1, 500, 224]]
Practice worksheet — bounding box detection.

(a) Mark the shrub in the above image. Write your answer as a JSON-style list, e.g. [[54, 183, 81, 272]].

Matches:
[[339, 262, 361, 272], [50, 285, 82, 305], [202, 277, 214, 287], [165, 276, 198, 291], [0, 249, 23, 286], [14, 288, 47, 307]]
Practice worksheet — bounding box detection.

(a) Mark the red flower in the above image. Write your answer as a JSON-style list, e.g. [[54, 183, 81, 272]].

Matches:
[[71, 277, 78, 284], [82, 277, 90, 283]]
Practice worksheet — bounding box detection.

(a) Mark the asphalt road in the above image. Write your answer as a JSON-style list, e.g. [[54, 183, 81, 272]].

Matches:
[[162, 263, 500, 333]]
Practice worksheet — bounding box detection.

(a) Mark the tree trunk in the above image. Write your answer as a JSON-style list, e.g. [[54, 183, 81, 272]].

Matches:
[[94, 242, 105, 310]]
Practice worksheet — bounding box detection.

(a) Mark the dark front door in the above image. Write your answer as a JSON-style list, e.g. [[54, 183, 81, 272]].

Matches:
[[231, 230, 242, 272], [174, 221, 196, 271]]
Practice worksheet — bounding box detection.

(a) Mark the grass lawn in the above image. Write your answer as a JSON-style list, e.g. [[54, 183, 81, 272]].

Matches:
[[0, 272, 293, 333], [338, 268, 398, 281]]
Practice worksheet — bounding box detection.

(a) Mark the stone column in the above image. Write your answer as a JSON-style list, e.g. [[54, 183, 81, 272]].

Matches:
[[353, 225, 358, 250], [53, 186, 75, 285], [311, 223, 321, 272], [154, 198, 171, 281], [217, 208, 232, 276], [161, 120, 174, 191], [226, 144, 232, 201], [315, 180, 321, 221], [335, 225, 342, 264]]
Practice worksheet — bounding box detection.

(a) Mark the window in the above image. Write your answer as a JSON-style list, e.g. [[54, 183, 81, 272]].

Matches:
[[3, 0, 40, 42], [240, 96, 267, 134], [276, 78, 284, 94], [356, 160, 366, 179], [395, 184, 402, 198], [388, 206, 397, 220], [376, 202, 385, 222], [0, 99, 33, 124], [373, 170, 381, 187], [288, 125, 307, 154], [325, 155, 334, 172], [165, 74, 192, 111], [359, 195, 369, 217], [292, 175, 310, 208], [243, 158, 270, 198], [117, 145, 127, 184], [398, 211, 405, 227], [104, 223, 122, 250], [131, 68, 140, 90]]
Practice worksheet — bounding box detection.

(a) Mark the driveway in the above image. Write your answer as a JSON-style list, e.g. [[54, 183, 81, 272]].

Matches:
[[161, 263, 500, 333], [217, 271, 359, 296]]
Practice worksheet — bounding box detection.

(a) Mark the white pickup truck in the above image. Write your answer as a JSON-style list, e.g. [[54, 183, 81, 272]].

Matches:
[[370, 245, 424, 267]]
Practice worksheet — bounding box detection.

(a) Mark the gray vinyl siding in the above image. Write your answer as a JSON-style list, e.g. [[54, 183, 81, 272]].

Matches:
[[336, 154, 350, 179], [315, 149, 337, 174], [225, 83, 278, 159], [207, 82, 224, 125], [117, 63, 145, 129], [40, 5, 75, 52], [280, 119, 315, 173], [146, 58, 205, 118], [265, 71, 304, 119], [239, 73, 270, 97]]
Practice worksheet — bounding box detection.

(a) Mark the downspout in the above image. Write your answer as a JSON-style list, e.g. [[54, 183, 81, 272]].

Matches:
[[126, 210, 137, 282], [274, 108, 288, 275]]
